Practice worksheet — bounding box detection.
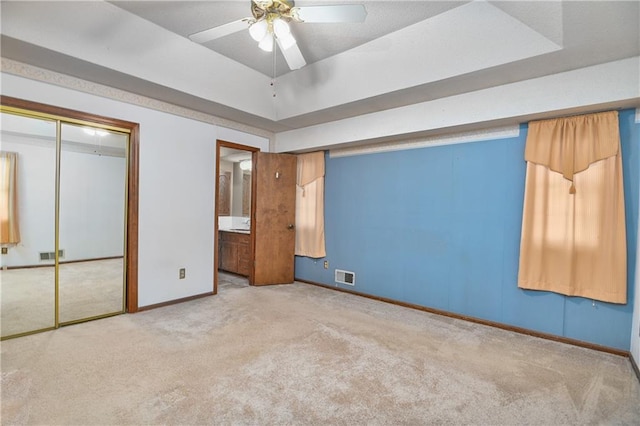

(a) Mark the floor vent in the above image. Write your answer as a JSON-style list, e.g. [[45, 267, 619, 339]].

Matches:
[[39, 250, 64, 261], [335, 269, 355, 286]]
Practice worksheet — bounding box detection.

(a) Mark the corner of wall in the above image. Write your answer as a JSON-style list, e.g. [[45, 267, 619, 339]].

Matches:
[[630, 107, 640, 366]]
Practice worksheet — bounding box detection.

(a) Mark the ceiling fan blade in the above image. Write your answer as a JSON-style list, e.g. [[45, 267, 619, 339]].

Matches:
[[292, 5, 367, 23], [277, 38, 306, 70], [189, 19, 250, 44]]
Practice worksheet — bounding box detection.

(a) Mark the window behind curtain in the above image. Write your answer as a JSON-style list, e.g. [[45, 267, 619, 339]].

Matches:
[[0, 151, 20, 245], [518, 111, 627, 304], [295, 151, 326, 258]]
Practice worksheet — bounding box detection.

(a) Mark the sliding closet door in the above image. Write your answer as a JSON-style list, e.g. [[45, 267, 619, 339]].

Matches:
[[58, 123, 128, 324], [0, 112, 57, 337]]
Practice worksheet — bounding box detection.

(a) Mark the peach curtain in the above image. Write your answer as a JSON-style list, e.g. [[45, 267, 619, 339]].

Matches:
[[0, 151, 21, 245], [518, 111, 627, 304], [295, 152, 326, 258]]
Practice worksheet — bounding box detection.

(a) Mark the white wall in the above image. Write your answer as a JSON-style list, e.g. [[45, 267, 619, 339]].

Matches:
[[1, 72, 268, 307], [218, 127, 269, 151]]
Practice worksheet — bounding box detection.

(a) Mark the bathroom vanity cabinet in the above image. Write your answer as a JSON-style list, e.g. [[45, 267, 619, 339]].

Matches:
[[218, 230, 251, 276]]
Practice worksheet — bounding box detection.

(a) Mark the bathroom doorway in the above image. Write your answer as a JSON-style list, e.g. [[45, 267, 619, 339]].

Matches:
[[214, 140, 258, 294], [214, 140, 298, 293]]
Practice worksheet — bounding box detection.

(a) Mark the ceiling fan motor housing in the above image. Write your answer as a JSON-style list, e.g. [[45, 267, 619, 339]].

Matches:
[[252, 0, 296, 22]]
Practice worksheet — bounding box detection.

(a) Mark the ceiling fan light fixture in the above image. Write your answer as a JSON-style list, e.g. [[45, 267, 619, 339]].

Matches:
[[258, 34, 274, 52], [190, 0, 367, 72], [272, 17, 290, 38], [249, 18, 268, 42], [254, 0, 273, 9]]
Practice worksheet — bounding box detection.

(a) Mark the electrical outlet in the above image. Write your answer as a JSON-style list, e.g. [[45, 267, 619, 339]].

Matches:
[[1, 247, 7, 255], [179, 268, 186, 279], [324, 261, 329, 269]]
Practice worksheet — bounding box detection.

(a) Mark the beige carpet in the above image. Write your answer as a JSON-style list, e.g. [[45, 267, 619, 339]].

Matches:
[[1, 259, 124, 337], [1, 278, 639, 425]]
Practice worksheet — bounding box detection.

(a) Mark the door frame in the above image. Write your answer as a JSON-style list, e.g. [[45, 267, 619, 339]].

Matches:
[[0, 95, 141, 313], [214, 140, 259, 294]]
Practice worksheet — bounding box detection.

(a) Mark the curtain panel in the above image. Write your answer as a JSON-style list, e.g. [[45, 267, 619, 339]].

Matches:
[[295, 151, 326, 258], [518, 111, 627, 304], [0, 151, 20, 245]]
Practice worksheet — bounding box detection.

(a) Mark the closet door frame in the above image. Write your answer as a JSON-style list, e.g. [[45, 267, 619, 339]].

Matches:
[[1, 95, 140, 314]]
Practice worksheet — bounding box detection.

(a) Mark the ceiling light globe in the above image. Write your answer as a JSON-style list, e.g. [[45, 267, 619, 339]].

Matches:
[[239, 160, 252, 171], [272, 18, 290, 38], [249, 19, 268, 42], [258, 34, 274, 52]]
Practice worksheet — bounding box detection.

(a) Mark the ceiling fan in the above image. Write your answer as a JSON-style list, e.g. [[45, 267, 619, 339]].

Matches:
[[189, 0, 367, 71]]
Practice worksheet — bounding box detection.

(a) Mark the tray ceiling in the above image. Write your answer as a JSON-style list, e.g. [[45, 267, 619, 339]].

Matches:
[[1, 1, 638, 140]]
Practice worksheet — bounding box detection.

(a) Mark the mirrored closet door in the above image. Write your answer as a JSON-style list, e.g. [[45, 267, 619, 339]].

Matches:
[[58, 123, 127, 324], [0, 109, 130, 339], [0, 112, 57, 337]]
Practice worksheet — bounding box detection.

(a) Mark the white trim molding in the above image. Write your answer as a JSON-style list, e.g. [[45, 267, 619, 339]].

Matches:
[[330, 125, 520, 158]]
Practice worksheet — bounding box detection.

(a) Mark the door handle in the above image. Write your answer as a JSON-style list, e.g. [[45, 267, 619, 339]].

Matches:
[[287, 224, 295, 230]]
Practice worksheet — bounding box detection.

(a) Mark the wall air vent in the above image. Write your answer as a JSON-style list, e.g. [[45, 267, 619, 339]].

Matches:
[[335, 269, 355, 286], [39, 250, 64, 261]]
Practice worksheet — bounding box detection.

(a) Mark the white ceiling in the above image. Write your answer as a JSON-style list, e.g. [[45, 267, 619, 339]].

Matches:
[[110, 1, 469, 77], [1, 1, 639, 149]]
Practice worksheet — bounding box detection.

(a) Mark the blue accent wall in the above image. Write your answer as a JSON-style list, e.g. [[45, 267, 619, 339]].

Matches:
[[295, 108, 640, 351]]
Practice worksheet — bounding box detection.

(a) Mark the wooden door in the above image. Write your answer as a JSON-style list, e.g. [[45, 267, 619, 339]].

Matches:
[[252, 152, 297, 285]]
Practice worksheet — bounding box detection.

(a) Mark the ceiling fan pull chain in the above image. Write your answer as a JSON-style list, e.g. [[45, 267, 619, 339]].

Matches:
[[271, 42, 277, 98]]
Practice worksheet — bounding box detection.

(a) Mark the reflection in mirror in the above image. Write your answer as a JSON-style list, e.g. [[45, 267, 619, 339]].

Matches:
[[217, 145, 253, 289], [0, 112, 57, 337], [236, 161, 252, 217], [58, 123, 127, 323], [219, 147, 252, 229]]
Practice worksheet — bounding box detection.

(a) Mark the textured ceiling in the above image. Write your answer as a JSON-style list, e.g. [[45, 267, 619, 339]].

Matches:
[[110, 1, 468, 77]]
